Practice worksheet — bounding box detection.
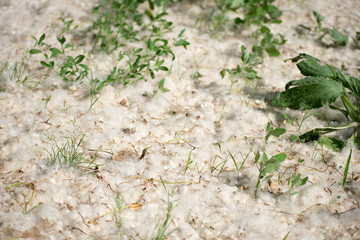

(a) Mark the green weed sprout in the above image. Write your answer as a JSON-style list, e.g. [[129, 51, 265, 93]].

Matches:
[[254, 122, 287, 196], [152, 193, 177, 240], [220, 45, 262, 93], [46, 133, 86, 167], [254, 151, 287, 196], [298, 11, 348, 47], [272, 54, 360, 150], [114, 193, 125, 240], [288, 173, 308, 195], [30, 34, 89, 82]]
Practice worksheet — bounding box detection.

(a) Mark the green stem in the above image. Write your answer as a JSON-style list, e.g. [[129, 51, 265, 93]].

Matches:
[[341, 95, 360, 122]]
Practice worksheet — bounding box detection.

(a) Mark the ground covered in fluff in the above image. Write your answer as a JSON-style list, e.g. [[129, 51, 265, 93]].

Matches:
[[1, 0, 360, 239]]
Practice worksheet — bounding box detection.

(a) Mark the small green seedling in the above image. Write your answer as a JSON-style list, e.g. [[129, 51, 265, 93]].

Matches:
[[184, 147, 194, 173], [46, 133, 85, 167], [152, 193, 177, 240], [30, 34, 90, 82], [211, 155, 227, 176], [252, 25, 286, 57], [265, 122, 285, 143], [298, 11, 348, 47], [272, 54, 360, 150], [114, 193, 125, 240], [288, 172, 308, 195], [342, 148, 352, 187], [220, 45, 262, 93], [254, 151, 287, 196], [228, 147, 251, 176]]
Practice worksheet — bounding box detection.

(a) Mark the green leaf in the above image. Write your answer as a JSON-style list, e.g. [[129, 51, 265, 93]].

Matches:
[[265, 45, 280, 57], [158, 79, 169, 93], [158, 66, 168, 71], [317, 136, 345, 151], [261, 153, 287, 178], [313, 11, 324, 30], [343, 149, 352, 187], [29, 49, 42, 54], [57, 36, 66, 45], [75, 55, 85, 64], [50, 48, 62, 58], [220, 69, 226, 79], [234, 17, 245, 24], [289, 54, 360, 96], [328, 28, 348, 46], [178, 29, 186, 38], [39, 33, 46, 45], [174, 39, 190, 49], [272, 77, 344, 110], [265, 122, 285, 142]]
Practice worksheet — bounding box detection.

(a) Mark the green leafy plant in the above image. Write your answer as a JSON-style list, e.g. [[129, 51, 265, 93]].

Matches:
[[233, 0, 283, 26], [254, 151, 287, 196], [254, 122, 287, 196], [288, 172, 308, 195], [94, 29, 188, 92], [298, 11, 348, 47], [272, 54, 360, 150], [252, 25, 286, 57], [220, 45, 262, 93], [30, 34, 90, 82], [265, 121, 285, 143]]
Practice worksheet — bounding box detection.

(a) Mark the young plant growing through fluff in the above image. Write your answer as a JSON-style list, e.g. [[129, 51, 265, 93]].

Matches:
[[298, 11, 348, 47], [30, 33, 89, 82], [220, 45, 262, 93], [272, 54, 360, 150], [254, 122, 287, 196]]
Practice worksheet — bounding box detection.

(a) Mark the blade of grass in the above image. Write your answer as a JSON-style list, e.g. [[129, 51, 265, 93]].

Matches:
[[342, 148, 352, 187]]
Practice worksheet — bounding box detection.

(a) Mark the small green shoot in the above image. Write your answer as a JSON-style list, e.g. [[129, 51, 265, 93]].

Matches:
[[254, 151, 287, 196], [353, 31, 360, 48], [342, 148, 352, 187], [184, 147, 194, 173], [114, 193, 125, 240], [152, 193, 177, 240], [252, 25, 286, 57], [46, 133, 85, 167], [288, 173, 308, 195], [298, 11, 348, 47], [30, 34, 90, 82], [211, 156, 227, 176], [265, 122, 286, 143], [228, 147, 251, 176], [157, 78, 169, 93], [220, 45, 262, 93]]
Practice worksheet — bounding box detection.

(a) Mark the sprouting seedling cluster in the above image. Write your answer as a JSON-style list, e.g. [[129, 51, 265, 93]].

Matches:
[[220, 45, 262, 93], [18, 0, 190, 110], [30, 34, 89, 82], [298, 11, 348, 47]]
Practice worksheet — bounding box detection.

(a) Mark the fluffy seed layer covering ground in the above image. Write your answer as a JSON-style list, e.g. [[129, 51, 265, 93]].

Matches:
[[1, 0, 360, 239]]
